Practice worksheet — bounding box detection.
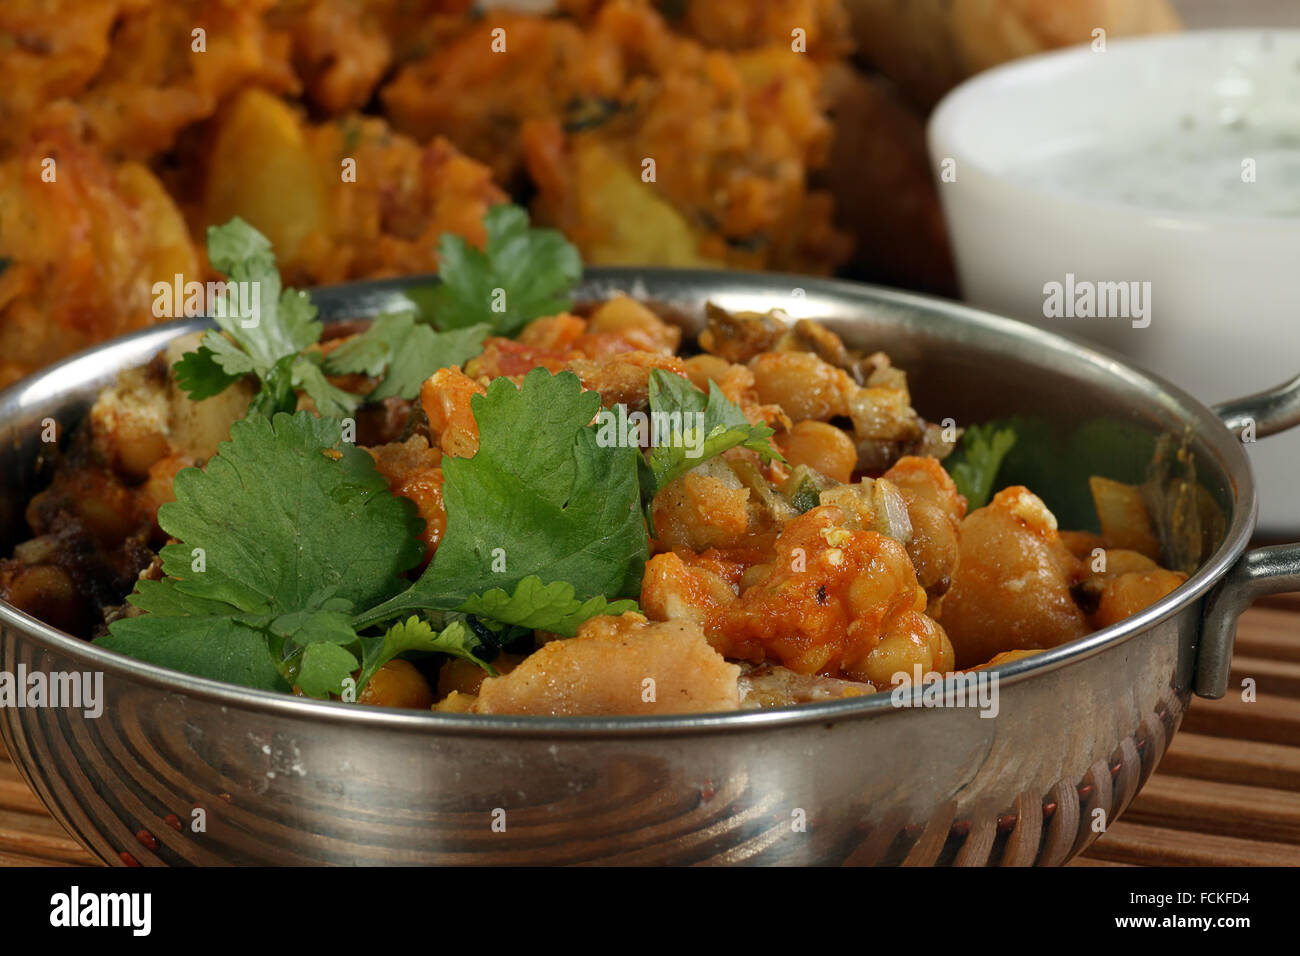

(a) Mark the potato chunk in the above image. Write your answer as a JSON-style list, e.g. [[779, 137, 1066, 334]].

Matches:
[[473, 613, 740, 716], [203, 87, 327, 265]]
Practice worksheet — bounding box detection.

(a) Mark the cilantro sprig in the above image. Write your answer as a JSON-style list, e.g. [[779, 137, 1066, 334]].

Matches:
[[643, 368, 782, 496], [101, 373, 651, 696], [406, 204, 582, 335], [175, 206, 581, 416], [172, 219, 349, 418]]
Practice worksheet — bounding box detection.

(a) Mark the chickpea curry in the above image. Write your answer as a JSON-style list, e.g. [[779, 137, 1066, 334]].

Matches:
[[0, 206, 1195, 716]]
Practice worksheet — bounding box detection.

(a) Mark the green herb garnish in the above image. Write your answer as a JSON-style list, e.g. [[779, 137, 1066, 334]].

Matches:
[[323, 312, 489, 401], [102, 207, 643, 697], [458, 577, 638, 637], [172, 219, 343, 418], [946, 423, 1017, 510], [406, 204, 582, 335], [104, 371, 648, 693], [355, 368, 647, 633], [101, 412, 492, 697], [642, 368, 782, 495]]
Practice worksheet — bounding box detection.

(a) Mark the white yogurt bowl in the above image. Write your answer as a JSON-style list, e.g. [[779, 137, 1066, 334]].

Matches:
[[929, 30, 1300, 533]]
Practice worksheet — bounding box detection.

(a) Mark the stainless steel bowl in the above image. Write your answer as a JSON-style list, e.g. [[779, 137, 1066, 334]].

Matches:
[[2, 270, 1297, 866]]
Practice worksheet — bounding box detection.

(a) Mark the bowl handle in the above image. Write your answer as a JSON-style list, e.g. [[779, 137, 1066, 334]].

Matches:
[[1196, 375, 1300, 698], [1198, 545, 1300, 698], [1212, 373, 1300, 438]]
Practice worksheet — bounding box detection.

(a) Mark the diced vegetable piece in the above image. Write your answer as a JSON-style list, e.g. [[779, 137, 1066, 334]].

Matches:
[[1089, 475, 1161, 561], [781, 464, 836, 514]]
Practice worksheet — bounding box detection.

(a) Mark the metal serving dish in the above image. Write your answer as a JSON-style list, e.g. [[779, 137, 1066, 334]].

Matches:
[[1, 270, 1297, 866]]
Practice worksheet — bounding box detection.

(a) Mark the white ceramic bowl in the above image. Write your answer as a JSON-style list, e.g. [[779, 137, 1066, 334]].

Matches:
[[929, 29, 1300, 534]]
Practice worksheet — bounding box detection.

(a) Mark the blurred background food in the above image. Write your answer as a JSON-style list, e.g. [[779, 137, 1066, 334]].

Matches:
[[0, 0, 1183, 388]]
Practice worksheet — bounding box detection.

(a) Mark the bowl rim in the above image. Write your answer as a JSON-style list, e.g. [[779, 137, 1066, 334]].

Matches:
[[0, 268, 1257, 737], [927, 27, 1300, 229]]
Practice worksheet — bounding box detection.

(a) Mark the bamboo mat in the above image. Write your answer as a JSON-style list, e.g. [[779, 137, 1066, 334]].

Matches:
[[1, 602, 1296, 867]]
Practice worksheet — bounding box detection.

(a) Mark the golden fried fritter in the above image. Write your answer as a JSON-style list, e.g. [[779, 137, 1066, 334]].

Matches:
[[0, 0, 130, 138], [199, 87, 504, 286], [2, 0, 298, 160], [266, 0, 476, 114], [0, 0, 859, 384], [0, 126, 198, 388], [383, 0, 851, 273], [561, 0, 853, 59]]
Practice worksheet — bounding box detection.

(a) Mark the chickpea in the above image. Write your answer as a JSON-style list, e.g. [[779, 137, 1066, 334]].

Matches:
[[883, 457, 965, 598], [6, 565, 87, 635], [651, 468, 757, 551], [358, 659, 436, 710], [684, 354, 733, 393], [114, 430, 171, 482], [748, 352, 855, 422], [437, 654, 524, 699], [780, 420, 856, 484], [1093, 569, 1186, 628], [851, 612, 954, 688]]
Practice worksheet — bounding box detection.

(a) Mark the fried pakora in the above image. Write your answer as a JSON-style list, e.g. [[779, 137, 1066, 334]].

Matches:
[[0, 126, 198, 388], [383, 0, 851, 272]]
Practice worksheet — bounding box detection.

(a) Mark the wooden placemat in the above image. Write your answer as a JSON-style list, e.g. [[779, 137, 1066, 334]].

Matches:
[[2, 602, 1297, 867]]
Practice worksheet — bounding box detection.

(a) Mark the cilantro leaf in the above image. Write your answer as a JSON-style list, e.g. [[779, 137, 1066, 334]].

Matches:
[[357, 618, 492, 690], [946, 423, 1017, 510], [120, 577, 238, 617], [102, 412, 430, 695], [295, 642, 361, 699], [269, 597, 358, 646], [410, 204, 582, 335], [172, 338, 245, 400], [458, 575, 639, 637], [198, 329, 260, 379], [99, 614, 290, 691], [172, 219, 324, 416], [643, 368, 782, 493], [325, 312, 489, 401], [321, 319, 399, 379], [156, 411, 424, 615], [99, 580, 290, 691], [369, 323, 488, 401], [355, 368, 648, 629], [290, 353, 361, 419]]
